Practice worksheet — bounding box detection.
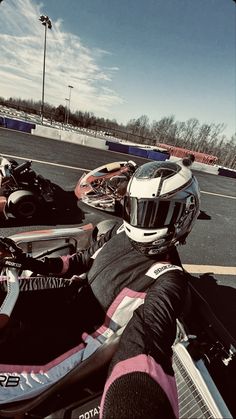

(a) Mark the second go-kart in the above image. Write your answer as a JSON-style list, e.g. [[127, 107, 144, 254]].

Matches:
[[75, 160, 137, 213], [0, 157, 136, 222], [0, 220, 235, 418], [0, 156, 78, 220]]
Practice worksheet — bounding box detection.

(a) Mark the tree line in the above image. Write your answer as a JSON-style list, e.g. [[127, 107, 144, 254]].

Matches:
[[0, 96, 235, 169]]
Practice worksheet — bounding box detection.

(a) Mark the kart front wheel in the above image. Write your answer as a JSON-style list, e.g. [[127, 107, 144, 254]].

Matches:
[[7, 190, 38, 219]]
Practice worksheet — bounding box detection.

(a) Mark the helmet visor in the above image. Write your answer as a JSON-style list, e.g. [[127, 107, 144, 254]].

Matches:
[[123, 197, 185, 229]]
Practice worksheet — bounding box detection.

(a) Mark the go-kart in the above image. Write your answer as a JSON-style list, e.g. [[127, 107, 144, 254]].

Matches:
[[75, 160, 137, 214], [0, 156, 78, 220], [0, 157, 136, 222], [0, 221, 235, 418]]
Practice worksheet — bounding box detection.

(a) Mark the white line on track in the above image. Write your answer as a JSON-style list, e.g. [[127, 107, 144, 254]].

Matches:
[[2, 153, 89, 172], [201, 190, 236, 200], [183, 265, 236, 275], [3, 153, 236, 200]]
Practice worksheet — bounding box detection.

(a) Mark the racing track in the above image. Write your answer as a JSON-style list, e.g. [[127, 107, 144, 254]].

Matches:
[[0, 127, 236, 340]]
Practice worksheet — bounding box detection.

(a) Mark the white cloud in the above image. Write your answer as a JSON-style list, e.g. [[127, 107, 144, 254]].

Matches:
[[0, 0, 123, 115]]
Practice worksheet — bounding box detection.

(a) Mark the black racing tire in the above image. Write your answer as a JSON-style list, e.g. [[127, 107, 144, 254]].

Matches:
[[7, 190, 39, 219]]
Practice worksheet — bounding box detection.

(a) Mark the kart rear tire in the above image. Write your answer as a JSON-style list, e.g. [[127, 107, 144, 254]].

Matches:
[[7, 190, 38, 219]]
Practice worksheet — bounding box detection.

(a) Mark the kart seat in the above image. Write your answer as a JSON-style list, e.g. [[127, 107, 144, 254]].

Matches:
[[0, 331, 121, 417]]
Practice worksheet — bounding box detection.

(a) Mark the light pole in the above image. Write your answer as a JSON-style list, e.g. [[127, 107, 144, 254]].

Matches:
[[39, 15, 52, 125], [64, 98, 69, 125], [66, 85, 74, 125]]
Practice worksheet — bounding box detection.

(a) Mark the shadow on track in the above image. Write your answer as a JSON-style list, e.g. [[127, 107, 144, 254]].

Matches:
[[197, 210, 212, 220], [189, 273, 236, 340], [186, 273, 236, 417]]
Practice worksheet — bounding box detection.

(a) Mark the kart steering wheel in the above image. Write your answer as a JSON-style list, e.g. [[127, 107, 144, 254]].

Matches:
[[0, 268, 19, 329]]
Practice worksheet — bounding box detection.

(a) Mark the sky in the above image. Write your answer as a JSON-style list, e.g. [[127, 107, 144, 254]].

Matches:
[[0, 0, 235, 139]]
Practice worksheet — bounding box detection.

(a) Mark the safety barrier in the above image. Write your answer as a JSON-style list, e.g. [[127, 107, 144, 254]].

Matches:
[[157, 143, 218, 165], [106, 141, 170, 161], [1, 115, 235, 177], [0, 116, 35, 133], [218, 167, 236, 179], [147, 149, 170, 161], [31, 124, 109, 150]]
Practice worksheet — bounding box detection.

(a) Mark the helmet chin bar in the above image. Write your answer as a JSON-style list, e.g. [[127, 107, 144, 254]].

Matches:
[[124, 219, 191, 255], [129, 236, 178, 256]]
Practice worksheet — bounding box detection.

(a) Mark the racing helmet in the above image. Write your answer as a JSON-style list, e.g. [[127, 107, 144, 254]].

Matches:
[[123, 160, 200, 255]]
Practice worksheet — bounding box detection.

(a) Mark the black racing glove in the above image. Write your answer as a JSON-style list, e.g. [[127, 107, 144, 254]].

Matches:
[[0, 237, 25, 269], [0, 237, 63, 274]]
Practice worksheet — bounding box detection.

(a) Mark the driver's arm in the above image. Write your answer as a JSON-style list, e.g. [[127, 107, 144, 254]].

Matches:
[[100, 270, 189, 418], [9, 224, 117, 276]]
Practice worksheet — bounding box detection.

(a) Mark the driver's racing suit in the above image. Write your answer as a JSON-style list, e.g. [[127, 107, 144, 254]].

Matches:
[[0, 222, 189, 415]]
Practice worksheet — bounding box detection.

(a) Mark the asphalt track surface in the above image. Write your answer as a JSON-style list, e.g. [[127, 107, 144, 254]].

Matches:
[[0, 127, 236, 339]]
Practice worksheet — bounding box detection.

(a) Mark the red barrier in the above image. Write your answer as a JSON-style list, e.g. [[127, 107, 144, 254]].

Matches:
[[157, 144, 218, 165]]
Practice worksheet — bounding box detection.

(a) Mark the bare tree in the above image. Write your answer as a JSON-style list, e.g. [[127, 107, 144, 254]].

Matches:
[[151, 115, 176, 144]]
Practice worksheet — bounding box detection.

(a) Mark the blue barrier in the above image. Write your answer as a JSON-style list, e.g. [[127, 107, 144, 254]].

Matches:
[[218, 167, 236, 179], [128, 146, 148, 158], [4, 118, 35, 133], [106, 141, 130, 154], [106, 141, 170, 161], [147, 150, 170, 161]]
